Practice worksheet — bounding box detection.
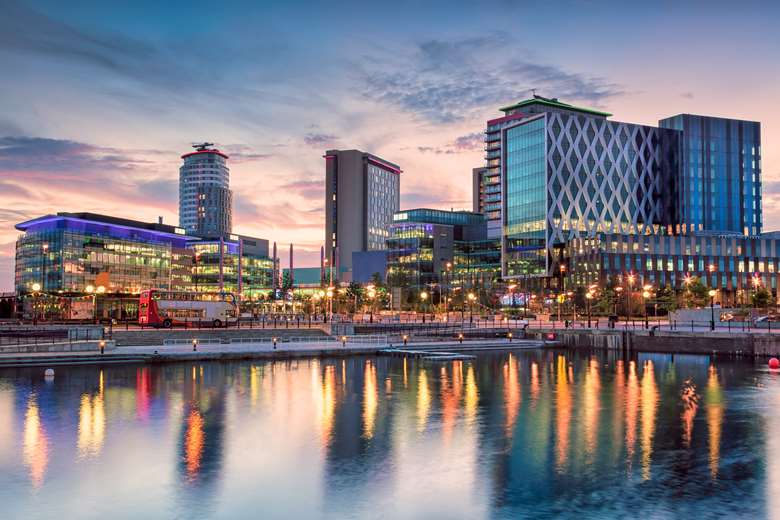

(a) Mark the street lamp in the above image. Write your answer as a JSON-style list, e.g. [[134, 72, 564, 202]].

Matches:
[[585, 291, 593, 328], [367, 288, 376, 323], [642, 286, 652, 329], [420, 290, 428, 322], [708, 289, 717, 331], [467, 292, 476, 323]]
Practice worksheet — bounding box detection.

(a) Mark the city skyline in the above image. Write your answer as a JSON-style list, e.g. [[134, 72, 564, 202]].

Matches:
[[2, 1, 780, 291]]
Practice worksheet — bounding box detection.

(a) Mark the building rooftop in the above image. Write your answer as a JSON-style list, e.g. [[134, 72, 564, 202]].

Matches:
[[16, 212, 198, 241], [499, 95, 612, 118]]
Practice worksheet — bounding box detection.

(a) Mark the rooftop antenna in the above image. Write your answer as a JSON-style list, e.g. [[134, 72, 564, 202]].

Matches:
[[192, 142, 214, 151], [531, 88, 537, 97]]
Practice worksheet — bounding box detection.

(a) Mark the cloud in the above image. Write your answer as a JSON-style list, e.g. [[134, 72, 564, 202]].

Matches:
[[681, 92, 695, 99], [303, 133, 339, 147], [361, 35, 624, 123], [417, 131, 484, 155], [221, 144, 274, 163], [277, 179, 323, 201]]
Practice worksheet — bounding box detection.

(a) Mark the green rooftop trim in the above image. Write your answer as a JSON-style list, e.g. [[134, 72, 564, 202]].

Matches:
[[499, 96, 612, 117]]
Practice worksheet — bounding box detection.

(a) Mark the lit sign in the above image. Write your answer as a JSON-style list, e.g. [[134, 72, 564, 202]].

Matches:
[[394, 212, 408, 221], [230, 234, 239, 241], [175, 228, 185, 235]]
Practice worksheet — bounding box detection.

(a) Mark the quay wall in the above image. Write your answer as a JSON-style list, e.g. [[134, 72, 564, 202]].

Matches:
[[531, 329, 780, 356], [112, 327, 328, 346]]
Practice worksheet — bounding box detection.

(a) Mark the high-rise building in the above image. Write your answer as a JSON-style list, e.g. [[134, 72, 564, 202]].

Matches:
[[179, 143, 233, 237], [472, 166, 501, 237], [659, 114, 761, 235], [324, 149, 401, 276], [499, 96, 680, 281]]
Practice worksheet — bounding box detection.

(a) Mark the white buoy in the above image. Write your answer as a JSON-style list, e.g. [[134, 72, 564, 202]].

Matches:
[[44, 368, 55, 378]]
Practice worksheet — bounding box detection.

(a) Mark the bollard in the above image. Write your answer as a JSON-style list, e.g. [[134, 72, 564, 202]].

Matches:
[[508, 332, 513, 342], [192, 338, 198, 351], [99, 339, 105, 355], [273, 337, 278, 350], [458, 333, 464, 344], [403, 334, 408, 346], [341, 335, 347, 347]]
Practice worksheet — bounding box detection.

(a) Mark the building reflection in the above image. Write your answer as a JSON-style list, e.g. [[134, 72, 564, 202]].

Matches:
[[77, 370, 106, 459], [176, 363, 226, 508], [417, 369, 431, 432], [363, 360, 378, 440], [582, 358, 600, 459], [23, 394, 49, 489]]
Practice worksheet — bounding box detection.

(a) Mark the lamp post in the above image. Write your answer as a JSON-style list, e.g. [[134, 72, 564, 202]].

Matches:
[[445, 262, 452, 318], [558, 264, 566, 324], [626, 273, 635, 324], [708, 289, 717, 331], [31, 282, 41, 324], [585, 291, 593, 328], [420, 290, 428, 322], [468, 292, 476, 324], [642, 285, 652, 329], [367, 287, 376, 323]]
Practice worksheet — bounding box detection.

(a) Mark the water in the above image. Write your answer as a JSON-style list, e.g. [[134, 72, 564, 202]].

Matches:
[[0, 350, 777, 519]]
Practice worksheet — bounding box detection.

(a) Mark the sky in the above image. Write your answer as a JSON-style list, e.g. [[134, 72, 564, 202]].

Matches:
[[1, 0, 779, 291]]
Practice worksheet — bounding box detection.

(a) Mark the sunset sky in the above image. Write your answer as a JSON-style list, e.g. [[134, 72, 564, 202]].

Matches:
[[1, 0, 779, 291]]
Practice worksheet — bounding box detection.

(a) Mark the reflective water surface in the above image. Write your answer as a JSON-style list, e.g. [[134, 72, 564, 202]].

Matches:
[[0, 350, 778, 519]]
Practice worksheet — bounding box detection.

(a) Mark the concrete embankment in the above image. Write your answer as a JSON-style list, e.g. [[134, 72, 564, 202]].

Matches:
[[0, 339, 549, 368], [528, 328, 780, 356], [111, 327, 329, 346]]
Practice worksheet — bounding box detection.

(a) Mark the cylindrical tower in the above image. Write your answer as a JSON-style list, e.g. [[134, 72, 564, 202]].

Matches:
[[179, 143, 232, 237]]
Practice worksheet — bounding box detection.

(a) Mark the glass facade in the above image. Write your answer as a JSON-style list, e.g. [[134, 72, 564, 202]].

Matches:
[[15, 215, 193, 295], [386, 223, 436, 288], [502, 116, 548, 278], [366, 163, 400, 251], [659, 114, 761, 235], [15, 214, 274, 304], [567, 233, 780, 304], [191, 240, 274, 300]]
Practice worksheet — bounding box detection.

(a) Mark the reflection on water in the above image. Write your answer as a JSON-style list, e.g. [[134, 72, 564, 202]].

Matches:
[[0, 350, 774, 518], [22, 394, 48, 489]]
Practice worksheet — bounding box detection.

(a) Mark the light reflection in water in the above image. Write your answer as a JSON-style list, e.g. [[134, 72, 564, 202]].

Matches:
[[681, 378, 699, 449], [0, 352, 771, 518], [503, 354, 521, 438], [363, 360, 377, 439], [582, 358, 600, 458], [464, 364, 478, 424], [625, 360, 639, 473], [640, 360, 658, 480], [77, 386, 105, 459], [184, 408, 205, 482], [706, 365, 724, 480], [23, 394, 48, 489], [555, 355, 571, 472], [320, 365, 336, 445], [417, 369, 431, 432], [530, 361, 540, 406]]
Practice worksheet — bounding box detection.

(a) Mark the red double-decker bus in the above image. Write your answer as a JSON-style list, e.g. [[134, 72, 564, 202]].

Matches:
[[139, 290, 238, 328]]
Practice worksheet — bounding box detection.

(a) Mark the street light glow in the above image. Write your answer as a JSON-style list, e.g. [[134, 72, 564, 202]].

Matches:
[[31, 283, 41, 292]]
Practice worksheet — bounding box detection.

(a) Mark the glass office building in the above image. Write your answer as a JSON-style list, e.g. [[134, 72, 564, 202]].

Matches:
[[659, 114, 761, 235], [567, 232, 780, 305], [191, 237, 274, 300], [500, 96, 681, 284], [15, 213, 196, 295]]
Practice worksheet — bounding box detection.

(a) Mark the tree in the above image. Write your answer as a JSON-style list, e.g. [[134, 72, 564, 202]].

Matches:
[[752, 287, 772, 309], [346, 282, 364, 313], [281, 271, 293, 292], [655, 286, 678, 313], [682, 277, 708, 308]]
